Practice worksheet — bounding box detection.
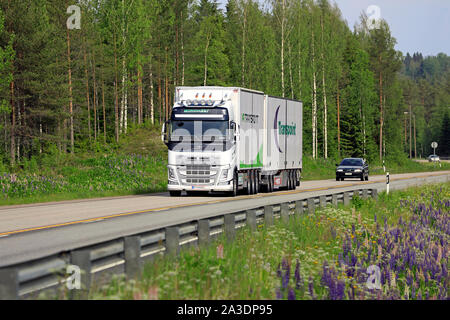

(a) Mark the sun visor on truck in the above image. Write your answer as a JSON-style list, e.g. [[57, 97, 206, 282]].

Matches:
[[171, 107, 229, 121]]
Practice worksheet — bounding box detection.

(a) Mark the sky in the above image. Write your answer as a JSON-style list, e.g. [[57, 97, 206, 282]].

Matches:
[[217, 0, 450, 57]]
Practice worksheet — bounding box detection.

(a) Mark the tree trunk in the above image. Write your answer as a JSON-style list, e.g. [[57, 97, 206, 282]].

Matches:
[[320, 13, 327, 159], [84, 40, 91, 143], [337, 86, 340, 156], [379, 60, 383, 162], [10, 80, 15, 165], [67, 30, 74, 153], [311, 25, 318, 159], [149, 61, 155, 125], [241, 2, 247, 87], [113, 33, 119, 143], [181, 11, 185, 86], [138, 62, 143, 124], [93, 54, 98, 141]]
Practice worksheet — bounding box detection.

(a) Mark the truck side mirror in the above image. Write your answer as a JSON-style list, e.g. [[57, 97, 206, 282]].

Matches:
[[230, 121, 237, 141], [161, 121, 169, 145]]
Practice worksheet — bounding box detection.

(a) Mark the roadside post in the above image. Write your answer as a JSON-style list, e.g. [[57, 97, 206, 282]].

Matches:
[[386, 172, 390, 195]]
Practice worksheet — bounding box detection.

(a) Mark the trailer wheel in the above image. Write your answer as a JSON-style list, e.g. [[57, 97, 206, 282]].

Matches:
[[246, 171, 253, 195], [251, 171, 256, 195], [255, 171, 260, 194]]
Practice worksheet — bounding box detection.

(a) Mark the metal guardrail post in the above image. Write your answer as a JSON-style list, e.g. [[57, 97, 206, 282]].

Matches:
[[362, 189, 368, 199], [280, 203, 290, 223], [371, 189, 378, 200], [343, 192, 350, 206], [332, 194, 338, 207], [198, 219, 210, 247], [124, 236, 141, 279], [70, 250, 91, 300], [294, 200, 303, 216], [165, 227, 180, 256], [307, 198, 315, 214], [264, 206, 274, 226], [0, 268, 19, 300], [319, 195, 326, 208], [224, 214, 236, 241], [246, 209, 257, 231]]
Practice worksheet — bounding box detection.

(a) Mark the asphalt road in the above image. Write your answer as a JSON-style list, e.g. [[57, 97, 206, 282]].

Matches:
[[0, 170, 448, 267]]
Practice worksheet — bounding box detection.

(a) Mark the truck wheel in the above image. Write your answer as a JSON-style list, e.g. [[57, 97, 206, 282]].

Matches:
[[288, 170, 294, 190], [169, 191, 181, 197], [230, 171, 238, 197], [270, 176, 274, 193], [246, 171, 253, 195], [251, 171, 256, 195], [291, 171, 296, 190], [255, 172, 260, 194]]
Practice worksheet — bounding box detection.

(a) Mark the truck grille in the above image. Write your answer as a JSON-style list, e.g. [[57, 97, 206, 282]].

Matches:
[[186, 165, 210, 176], [183, 165, 213, 185]]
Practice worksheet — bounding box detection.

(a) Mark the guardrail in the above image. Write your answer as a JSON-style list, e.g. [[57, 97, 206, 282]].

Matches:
[[0, 188, 377, 300]]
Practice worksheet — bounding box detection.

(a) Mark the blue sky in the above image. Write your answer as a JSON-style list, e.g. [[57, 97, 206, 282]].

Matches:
[[217, 0, 450, 57]]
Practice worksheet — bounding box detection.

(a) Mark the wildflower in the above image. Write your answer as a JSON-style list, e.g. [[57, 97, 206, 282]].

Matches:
[[148, 286, 159, 300], [287, 288, 296, 300], [216, 244, 224, 259]]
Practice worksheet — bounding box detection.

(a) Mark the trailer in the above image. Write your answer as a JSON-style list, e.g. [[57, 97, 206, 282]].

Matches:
[[162, 87, 302, 197]]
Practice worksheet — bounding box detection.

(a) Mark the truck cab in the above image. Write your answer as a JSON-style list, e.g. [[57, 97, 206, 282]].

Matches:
[[162, 87, 303, 197]]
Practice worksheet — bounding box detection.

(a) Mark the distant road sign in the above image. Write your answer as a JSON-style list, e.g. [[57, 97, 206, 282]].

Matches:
[[431, 142, 438, 149]]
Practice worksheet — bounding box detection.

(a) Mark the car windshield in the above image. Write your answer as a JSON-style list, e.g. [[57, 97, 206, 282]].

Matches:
[[340, 159, 363, 166]]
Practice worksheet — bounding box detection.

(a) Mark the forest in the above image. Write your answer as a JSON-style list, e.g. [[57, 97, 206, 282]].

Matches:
[[0, 0, 449, 170]]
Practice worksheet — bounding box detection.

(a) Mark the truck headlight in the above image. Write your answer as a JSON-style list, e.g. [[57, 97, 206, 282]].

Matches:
[[220, 169, 229, 181], [169, 168, 176, 180]]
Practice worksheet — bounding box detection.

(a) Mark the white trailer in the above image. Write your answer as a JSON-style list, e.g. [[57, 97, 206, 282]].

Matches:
[[162, 87, 302, 197]]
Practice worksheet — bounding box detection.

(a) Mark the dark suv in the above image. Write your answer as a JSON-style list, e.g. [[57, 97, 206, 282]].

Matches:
[[336, 158, 369, 181]]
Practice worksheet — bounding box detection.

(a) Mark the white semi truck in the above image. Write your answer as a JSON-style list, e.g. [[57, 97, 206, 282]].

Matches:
[[161, 87, 302, 197]]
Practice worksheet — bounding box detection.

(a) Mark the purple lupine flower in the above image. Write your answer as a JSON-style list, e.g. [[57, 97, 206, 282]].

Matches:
[[275, 288, 282, 300], [288, 288, 296, 300], [294, 260, 302, 290], [308, 277, 315, 300]]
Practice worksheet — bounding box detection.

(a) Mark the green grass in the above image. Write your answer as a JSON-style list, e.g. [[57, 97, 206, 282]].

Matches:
[[41, 182, 447, 300]]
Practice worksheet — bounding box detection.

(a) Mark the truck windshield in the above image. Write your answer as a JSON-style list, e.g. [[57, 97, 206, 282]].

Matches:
[[171, 120, 228, 137]]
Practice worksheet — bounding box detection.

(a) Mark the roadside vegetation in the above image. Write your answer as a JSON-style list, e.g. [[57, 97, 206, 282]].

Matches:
[[75, 182, 449, 300], [0, 125, 449, 206]]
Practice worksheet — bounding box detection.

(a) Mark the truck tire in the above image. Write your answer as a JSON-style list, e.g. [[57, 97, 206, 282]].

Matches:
[[269, 176, 274, 193], [291, 171, 296, 190], [255, 171, 260, 194], [169, 191, 181, 197], [229, 171, 238, 197], [251, 171, 256, 195], [246, 171, 253, 195]]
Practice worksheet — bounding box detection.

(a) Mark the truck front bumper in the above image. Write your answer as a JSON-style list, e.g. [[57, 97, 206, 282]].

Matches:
[[168, 182, 234, 192]]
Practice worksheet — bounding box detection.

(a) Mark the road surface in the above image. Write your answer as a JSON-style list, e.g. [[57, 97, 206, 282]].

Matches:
[[0, 170, 448, 267]]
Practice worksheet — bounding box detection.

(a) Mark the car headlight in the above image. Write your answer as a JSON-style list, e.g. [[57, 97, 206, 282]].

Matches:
[[337, 169, 343, 172], [354, 169, 362, 173]]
